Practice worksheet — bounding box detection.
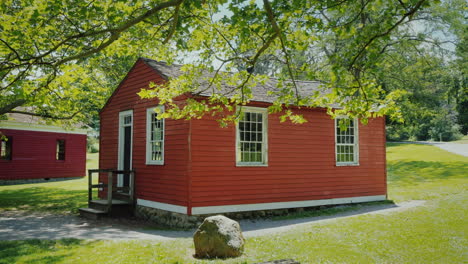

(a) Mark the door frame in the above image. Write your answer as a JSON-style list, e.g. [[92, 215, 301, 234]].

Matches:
[[118, 110, 133, 187]]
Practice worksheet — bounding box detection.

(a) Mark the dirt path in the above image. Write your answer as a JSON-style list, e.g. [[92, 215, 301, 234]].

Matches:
[[0, 201, 425, 241], [433, 143, 468, 157]]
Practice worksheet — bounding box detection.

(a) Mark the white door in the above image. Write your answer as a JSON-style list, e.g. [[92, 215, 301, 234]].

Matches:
[[118, 110, 133, 188]]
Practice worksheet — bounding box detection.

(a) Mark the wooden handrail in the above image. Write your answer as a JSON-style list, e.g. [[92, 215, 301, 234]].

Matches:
[[87, 168, 136, 210], [88, 169, 134, 174]]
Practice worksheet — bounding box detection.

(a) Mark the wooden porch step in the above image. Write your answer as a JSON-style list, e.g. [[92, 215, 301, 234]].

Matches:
[[112, 192, 131, 201], [79, 208, 107, 220], [88, 199, 134, 217]]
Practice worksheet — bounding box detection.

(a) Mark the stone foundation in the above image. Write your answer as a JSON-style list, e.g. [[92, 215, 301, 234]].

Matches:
[[0, 176, 84, 186], [135, 205, 323, 229], [135, 205, 201, 229]]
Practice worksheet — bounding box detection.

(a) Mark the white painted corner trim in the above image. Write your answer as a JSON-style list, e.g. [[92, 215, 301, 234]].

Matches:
[[0, 121, 88, 135], [137, 199, 187, 214], [191, 195, 386, 215]]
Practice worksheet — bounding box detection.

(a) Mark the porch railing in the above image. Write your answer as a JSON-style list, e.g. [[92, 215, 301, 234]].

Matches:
[[87, 169, 135, 213]]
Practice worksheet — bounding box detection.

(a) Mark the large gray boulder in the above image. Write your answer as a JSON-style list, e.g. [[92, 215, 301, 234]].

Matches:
[[193, 215, 245, 258]]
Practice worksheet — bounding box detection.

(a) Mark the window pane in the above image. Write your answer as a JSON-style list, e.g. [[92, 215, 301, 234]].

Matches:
[[147, 108, 165, 163], [124, 115, 132, 125], [251, 153, 256, 162], [251, 113, 257, 122], [256, 152, 262, 162], [238, 110, 266, 164], [256, 143, 262, 152], [336, 118, 357, 164], [245, 132, 250, 141], [56, 140, 65, 160], [0, 137, 12, 160], [243, 152, 250, 162], [251, 122, 256, 132], [0, 141, 5, 157]]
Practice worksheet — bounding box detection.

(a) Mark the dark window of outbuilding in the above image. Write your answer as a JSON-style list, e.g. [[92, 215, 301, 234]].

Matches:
[[56, 139, 65, 160], [0, 136, 12, 160]]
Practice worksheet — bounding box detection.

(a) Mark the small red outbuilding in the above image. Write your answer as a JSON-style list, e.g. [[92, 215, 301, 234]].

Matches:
[[99, 58, 387, 219], [0, 113, 87, 184]]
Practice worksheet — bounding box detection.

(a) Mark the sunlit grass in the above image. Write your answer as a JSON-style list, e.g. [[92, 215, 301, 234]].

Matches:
[[386, 143, 468, 202], [0, 153, 99, 214], [452, 135, 468, 144]]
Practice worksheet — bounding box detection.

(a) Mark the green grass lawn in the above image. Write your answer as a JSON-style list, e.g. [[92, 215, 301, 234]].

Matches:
[[0, 146, 467, 263], [0, 153, 99, 214], [452, 135, 468, 144], [387, 143, 468, 202]]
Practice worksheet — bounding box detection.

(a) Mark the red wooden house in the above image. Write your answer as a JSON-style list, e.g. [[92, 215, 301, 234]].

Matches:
[[0, 113, 87, 184], [97, 58, 386, 225]]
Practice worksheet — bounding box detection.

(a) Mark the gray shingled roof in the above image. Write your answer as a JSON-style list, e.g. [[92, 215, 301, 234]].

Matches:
[[2, 107, 87, 129], [141, 58, 326, 104], [5, 112, 43, 125]]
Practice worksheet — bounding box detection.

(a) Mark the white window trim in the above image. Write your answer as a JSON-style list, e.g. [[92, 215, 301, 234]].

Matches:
[[236, 106, 268, 167], [146, 106, 165, 165], [335, 117, 359, 166]]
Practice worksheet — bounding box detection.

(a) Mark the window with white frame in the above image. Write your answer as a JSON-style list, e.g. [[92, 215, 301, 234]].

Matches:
[[56, 139, 66, 160], [1, 136, 12, 160], [146, 106, 165, 165], [335, 117, 359, 165], [236, 107, 268, 166]]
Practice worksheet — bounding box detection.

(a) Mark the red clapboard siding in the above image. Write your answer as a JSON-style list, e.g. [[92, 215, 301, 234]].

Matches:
[[0, 129, 86, 180], [189, 106, 387, 208], [99, 59, 190, 207]]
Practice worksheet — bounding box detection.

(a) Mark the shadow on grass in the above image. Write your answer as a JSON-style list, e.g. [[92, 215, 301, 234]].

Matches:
[[0, 187, 87, 214], [0, 239, 93, 264], [386, 142, 409, 147], [387, 160, 468, 184]]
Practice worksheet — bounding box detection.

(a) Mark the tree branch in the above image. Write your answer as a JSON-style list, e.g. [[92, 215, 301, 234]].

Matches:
[[0, 39, 21, 61], [8, 110, 82, 120], [162, 2, 182, 44], [0, 99, 27, 115], [263, 0, 300, 104], [348, 0, 428, 70]]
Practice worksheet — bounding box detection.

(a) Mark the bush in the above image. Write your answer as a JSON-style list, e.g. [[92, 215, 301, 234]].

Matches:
[[87, 136, 99, 153], [429, 124, 463, 141], [386, 125, 410, 141], [429, 113, 463, 141]]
